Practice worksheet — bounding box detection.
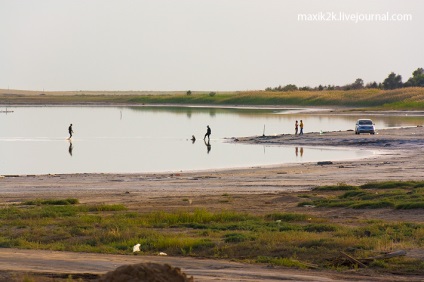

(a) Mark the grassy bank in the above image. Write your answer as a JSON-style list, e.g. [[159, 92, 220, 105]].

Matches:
[[1, 88, 424, 109], [0, 181, 423, 276], [299, 181, 424, 209]]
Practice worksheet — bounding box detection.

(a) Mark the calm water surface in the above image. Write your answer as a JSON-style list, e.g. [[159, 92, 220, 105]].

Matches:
[[1, 106, 422, 175]]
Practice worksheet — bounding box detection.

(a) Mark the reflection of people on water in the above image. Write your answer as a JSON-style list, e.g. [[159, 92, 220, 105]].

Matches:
[[68, 124, 73, 139], [68, 140, 73, 156], [204, 125, 211, 141], [204, 139, 211, 154], [191, 135, 196, 144], [295, 147, 304, 157]]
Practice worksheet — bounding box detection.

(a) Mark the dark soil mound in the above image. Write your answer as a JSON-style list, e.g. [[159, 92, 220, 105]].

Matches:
[[96, 262, 194, 282]]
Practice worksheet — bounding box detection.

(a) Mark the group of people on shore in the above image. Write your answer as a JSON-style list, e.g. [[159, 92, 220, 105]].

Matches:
[[295, 120, 304, 135]]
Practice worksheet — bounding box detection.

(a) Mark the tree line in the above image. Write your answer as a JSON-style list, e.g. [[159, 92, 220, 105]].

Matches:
[[265, 68, 424, 91]]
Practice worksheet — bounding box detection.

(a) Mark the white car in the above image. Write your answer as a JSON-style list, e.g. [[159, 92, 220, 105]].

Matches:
[[355, 119, 375, 135]]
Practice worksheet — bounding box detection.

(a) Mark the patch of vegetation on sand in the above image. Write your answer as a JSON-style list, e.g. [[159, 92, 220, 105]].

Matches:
[[299, 181, 424, 209], [23, 198, 79, 206], [0, 197, 423, 275]]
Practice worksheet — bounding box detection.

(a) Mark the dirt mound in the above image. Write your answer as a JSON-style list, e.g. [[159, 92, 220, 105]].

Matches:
[[96, 262, 194, 282]]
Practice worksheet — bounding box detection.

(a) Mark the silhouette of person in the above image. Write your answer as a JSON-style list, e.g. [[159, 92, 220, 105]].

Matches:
[[204, 125, 211, 141], [68, 124, 74, 139], [191, 135, 196, 144], [204, 139, 211, 154], [68, 140, 73, 156], [295, 120, 298, 135], [299, 120, 304, 135]]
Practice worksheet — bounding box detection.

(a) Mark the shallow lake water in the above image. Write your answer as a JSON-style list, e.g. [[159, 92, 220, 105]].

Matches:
[[1, 106, 422, 175]]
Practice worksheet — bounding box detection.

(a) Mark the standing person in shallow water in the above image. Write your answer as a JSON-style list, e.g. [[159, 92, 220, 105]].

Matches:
[[299, 120, 304, 135], [295, 120, 298, 135], [204, 125, 211, 141], [68, 124, 73, 139]]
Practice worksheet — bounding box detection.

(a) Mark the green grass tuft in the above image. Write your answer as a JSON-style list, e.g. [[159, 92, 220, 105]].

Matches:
[[23, 198, 79, 206], [305, 181, 424, 209], [256, 256, 309, 269], [265, 213, 309, 222], [314, 185, 359, 191]]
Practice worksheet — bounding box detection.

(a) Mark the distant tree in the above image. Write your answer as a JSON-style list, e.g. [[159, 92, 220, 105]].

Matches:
[[299, 86, 312, 91], [365, 81, 379, 89], [383, 72, 403, 90], [318, 84, 324, 91], [186, 90, 192, 95], [209, 91, 216, 97], [265, 84, 298, 91], [281, 84, 298, 91], [413, 67, 424, 77], [405, 68, 424, 87], [342, 78, 364, 90], [351, 78, 364, 89], [327, 85, 335, 90]]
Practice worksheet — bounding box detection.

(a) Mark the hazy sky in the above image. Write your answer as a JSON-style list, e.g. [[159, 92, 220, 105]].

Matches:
[[1, 0, 423, 91]]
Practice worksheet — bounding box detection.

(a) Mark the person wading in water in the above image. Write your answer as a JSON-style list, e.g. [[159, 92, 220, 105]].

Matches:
[[204, 125, 211, 141], [68, 124, 74, 139]]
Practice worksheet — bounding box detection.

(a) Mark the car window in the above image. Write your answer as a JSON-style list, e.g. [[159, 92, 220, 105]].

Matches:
[[358, 120, 373, 125]]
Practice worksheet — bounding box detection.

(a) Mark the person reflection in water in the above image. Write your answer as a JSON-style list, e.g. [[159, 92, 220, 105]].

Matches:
[[68, 140, 73, 157], [204, 139, 211, 154], [295, 147, 304, 157]]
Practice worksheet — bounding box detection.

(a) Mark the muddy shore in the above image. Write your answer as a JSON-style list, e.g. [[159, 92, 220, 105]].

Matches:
[[0, 126, 424, 281], [1, 126, 423, 202]]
